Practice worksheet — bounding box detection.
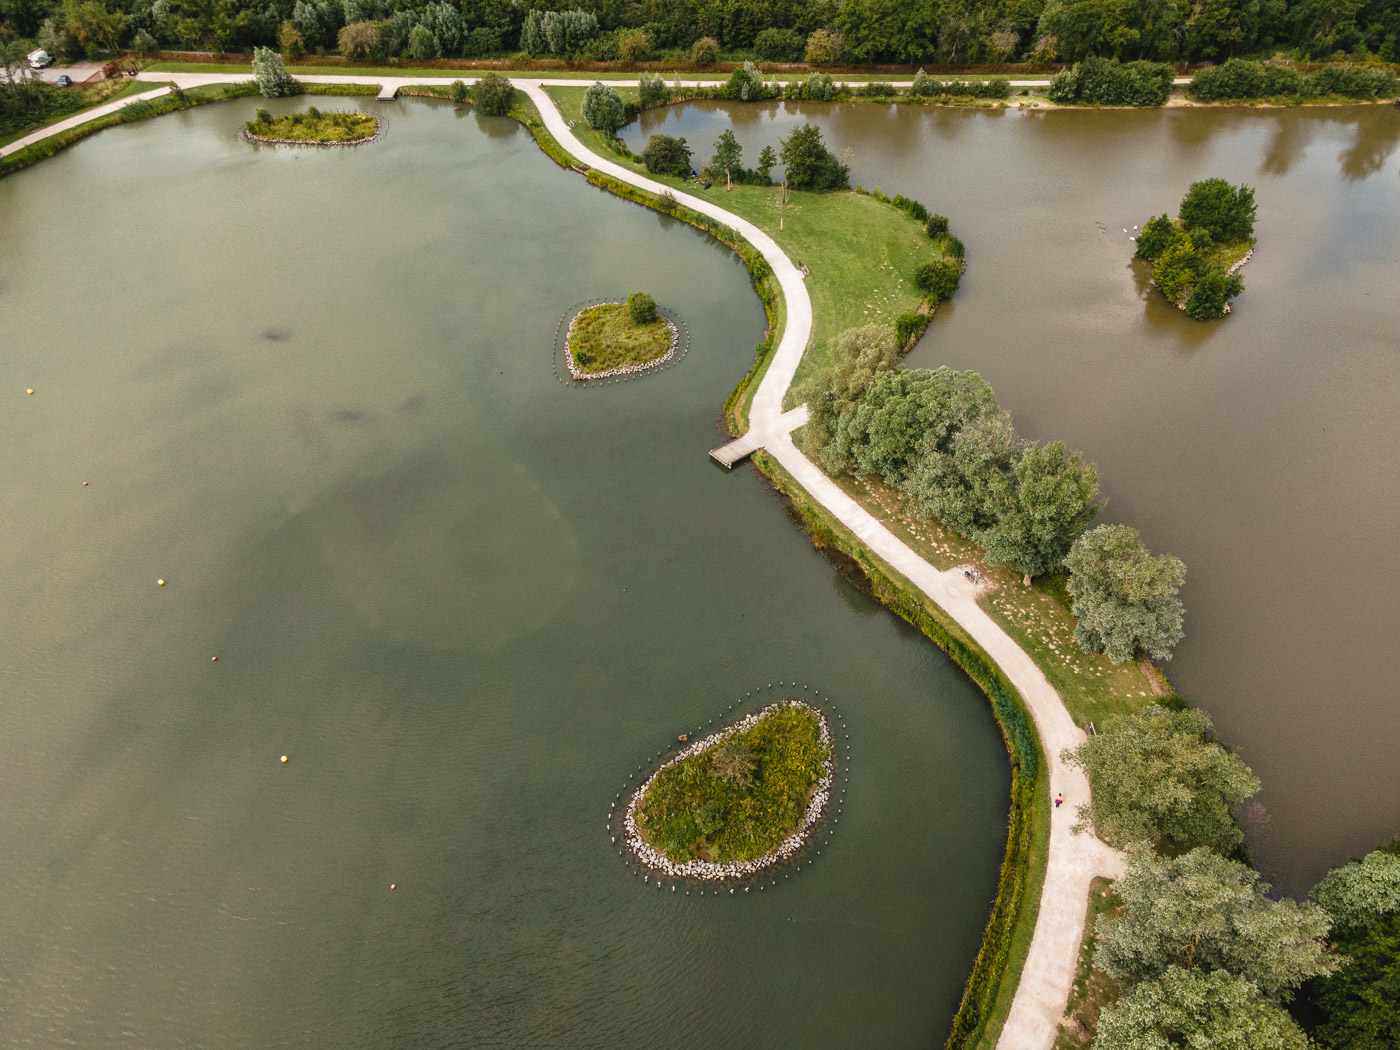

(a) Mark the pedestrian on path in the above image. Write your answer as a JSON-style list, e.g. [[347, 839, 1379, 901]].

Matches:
[[1054, 792, 1064, 808]]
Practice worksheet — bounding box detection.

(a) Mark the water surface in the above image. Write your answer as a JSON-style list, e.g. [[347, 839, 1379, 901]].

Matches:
[[0, 97, 1010, 1047]]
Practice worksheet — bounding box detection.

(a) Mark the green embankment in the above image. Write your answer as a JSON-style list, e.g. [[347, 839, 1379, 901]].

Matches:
[[635, 702, 828, 864]]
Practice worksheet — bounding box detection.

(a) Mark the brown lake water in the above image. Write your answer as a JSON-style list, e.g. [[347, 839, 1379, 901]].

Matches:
[[0, 97, 1011, 1048], [629, 99, 1400, 895]]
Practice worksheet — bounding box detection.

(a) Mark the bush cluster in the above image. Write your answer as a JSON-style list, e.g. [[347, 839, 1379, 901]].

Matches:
[[1048, 57, 1175, 106], [1137, 178, 1254, 319], [909, 70, 1012, 99], [1189, 59, 1399, 101]]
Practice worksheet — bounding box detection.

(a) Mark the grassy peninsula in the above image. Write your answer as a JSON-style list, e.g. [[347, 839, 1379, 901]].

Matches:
[[245, 106, 377, 142], [634, 702, 829, 865]]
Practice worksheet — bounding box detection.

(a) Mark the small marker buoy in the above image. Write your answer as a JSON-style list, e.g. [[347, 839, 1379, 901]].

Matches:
[[280, 755, 288, 763], [211, 656, 218, 661], [157, 579, 165, 586], [82, 481, 88, 486], [26, 389, 34, 395], [390, 883, 396, 890]]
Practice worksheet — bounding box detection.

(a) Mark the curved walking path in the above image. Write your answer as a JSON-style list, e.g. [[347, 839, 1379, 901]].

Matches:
[[8, 72, 1124, 1050], [0, 85, 172, 158]]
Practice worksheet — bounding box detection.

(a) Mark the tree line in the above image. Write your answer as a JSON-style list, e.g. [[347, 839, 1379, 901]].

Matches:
[[6, 0, 1400, 66]]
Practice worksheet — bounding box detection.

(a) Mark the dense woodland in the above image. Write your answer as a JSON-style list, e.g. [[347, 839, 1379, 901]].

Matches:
[[5, 0, 1400, 66]]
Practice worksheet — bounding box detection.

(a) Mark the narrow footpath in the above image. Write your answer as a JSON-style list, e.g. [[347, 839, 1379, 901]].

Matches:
[[7, 73, 1125, 1050]]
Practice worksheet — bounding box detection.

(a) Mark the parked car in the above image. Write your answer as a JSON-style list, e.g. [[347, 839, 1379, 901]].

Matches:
[[55, 74, 72, 87], [28, 49, 54, 69]]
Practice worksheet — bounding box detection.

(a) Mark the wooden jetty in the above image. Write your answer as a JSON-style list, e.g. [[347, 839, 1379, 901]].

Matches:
[[709, 432, 764, 469], [376, 84, 398, 101]]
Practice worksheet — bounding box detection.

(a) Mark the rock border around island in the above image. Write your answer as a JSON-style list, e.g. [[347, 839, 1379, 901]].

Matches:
[[622, 699, 835, 882], [243, 115, 386, 147], [563, 304, 680, 381]]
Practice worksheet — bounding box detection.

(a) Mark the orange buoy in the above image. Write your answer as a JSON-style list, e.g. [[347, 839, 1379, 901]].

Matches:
[[82, 481, 89, 486], [211, 656, 218, 661], [390, 883, 397, 890]]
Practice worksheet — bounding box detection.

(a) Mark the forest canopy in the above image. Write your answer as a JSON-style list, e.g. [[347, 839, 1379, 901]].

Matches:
[[6, 0, 1400, 65]]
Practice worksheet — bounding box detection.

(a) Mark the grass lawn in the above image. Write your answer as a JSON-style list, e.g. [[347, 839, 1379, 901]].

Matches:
[[635, 702, 828, 864], [568, 302, 672, 373], [1053, 877, 1123, 1050], [245, 108, 377, 142], [546, 85, 939, 396]]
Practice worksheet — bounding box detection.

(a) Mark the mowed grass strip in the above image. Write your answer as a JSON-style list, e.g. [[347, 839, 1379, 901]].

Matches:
[[568, 303, 671, 373], [636, 704, 828, 865], [247, 109, 377, 142]]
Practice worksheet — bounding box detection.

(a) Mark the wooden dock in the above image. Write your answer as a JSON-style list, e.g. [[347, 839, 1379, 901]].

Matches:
[[709, 432, 764, 469], [376, 85, 398, 101]]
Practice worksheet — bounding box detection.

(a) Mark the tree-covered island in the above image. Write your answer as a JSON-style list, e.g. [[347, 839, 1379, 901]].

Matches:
[[1136, 178, 1257, 320]]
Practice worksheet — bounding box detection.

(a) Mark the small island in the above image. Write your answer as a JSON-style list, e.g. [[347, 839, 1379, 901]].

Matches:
[[625, 699, 833, 880], [1135, 177, 1256, 320], [566, 291, 678, 379], [244, 106, 381, 146]]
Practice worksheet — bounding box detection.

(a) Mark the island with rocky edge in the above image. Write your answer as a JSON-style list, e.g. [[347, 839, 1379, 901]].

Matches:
[[566, 291, 678, 380], [244, 106, 381, 146], [625, 700, 833, 880]]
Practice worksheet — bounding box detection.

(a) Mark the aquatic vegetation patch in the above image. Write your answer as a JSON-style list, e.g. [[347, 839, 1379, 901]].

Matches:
[[628, 700, 832, 878]]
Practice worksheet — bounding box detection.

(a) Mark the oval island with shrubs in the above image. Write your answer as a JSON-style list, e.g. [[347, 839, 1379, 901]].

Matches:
[[244, 106, 381, 146], [566, 291, 679, 380], [624, 699, 834, 880]]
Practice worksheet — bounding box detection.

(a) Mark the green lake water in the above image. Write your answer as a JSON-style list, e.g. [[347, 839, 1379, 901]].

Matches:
[[0, 97, 1010, 1048], [629, 99, 1400, 894]]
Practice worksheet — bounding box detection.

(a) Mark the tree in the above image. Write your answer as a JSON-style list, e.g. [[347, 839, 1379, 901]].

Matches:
[[1095, 844, 1336, 997], [800, 324, 902, 470], [637, 72, 668, 107], [449, 79, 467, 103], [1311, 842, 1400, 936], [925, 213, 950, 235], [1063, 704, 1260, 852], [581, 81, 625, 136], [904, 410, 1018, 536], [404, 23, 435, 59], [62, 0, 123, 57], [690, 36, 720, 65], [1095, 966, 1313, 1050], [804, 27, 844, 64], [1185, 267, 1238, 320], [910, 68, 930, 96], [132, 27, 159, 53], [252, 47, 300, 98], [1063, 523, 1185, 663], [915, 258, 961, 300], [473, 72, 513, 116], [756, 144, 776, 181], [711, 129, 741, 188], [981, 440, 1102, 584], [1134, 213, 1176, 259], [626, 292, 657, 324], [1178, 177, 1256, 243], [617, 28, 649, 64], [422, 1, 464, 56], [641, 134, 692, 176], [754, 27, 805, 61], [779, 122, 849, 191], [337, 20, 383, 59]]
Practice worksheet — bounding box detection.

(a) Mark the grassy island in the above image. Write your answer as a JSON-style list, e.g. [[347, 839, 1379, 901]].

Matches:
[[633, 702, 830, 866], [244, 106, 379, 143], [567, 292, 673, 376]]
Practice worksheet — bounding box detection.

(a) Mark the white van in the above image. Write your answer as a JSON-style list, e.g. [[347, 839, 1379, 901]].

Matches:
[[28, 49, 54, 69]]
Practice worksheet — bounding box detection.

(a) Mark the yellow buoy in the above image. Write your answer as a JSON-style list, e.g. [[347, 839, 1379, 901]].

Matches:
[[280, 755, 288, 763], [157, 579, 165, 586], [26, 389, 34, 395]]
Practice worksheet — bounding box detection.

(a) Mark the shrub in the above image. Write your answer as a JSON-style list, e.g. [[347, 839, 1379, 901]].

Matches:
[[895, 311, 929, 349], [926, 213, 950, 236], [641, 133, 692, 175], [932, 232, 965, 260], [719, 60, 776, 101], [626, 291, 658, 324], [463, 27, 501, 57], [1047, 57, 1173, 106], [754, 28, 805, 63], [637, 72, 668, 107], [804, 28, 844, 65], [617, 28, 649, 64], [1134, 213, 1176, 258], [1179, 178, 1256, 243], [910, 68, 931, 97], [690, 36, 720, 65], [474, 73, 513, 116], [1152, 237, 1197, 303], [582, 81, 625, 135], [1307, 64, 1399, 99], [449, 79, 467, 104], [1188, 58, 1306, 101], [907, 200, 928, 222], [1185, 268, 1237, 320], [916, 258, 962, 301], [786, 72, 836, 101]]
